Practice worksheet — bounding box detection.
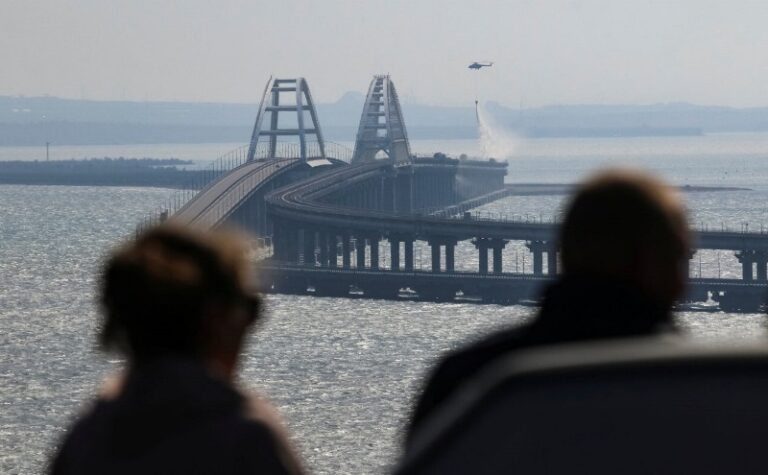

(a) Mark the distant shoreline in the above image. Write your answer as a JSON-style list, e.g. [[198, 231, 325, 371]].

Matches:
[[0, 160, 752, 193], [0, 158, 204, 189], [526, 126, 703, 138], [506, 183, 751, 196], [0, 123, 704, 146], [4, 94, 768, 146]]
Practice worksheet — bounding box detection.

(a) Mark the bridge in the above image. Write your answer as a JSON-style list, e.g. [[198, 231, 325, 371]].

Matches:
[[261, 157, 768, 312], [140, 77, 350, 235], [157, 74, 768, 313]]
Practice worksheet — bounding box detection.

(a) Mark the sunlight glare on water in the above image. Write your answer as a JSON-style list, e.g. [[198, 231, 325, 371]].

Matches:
[[3, 135, 768, 473]]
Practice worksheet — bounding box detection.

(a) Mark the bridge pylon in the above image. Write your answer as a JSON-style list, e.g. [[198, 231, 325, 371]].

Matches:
[[352, 75, 411, 163], [247, 77, 326, 162]]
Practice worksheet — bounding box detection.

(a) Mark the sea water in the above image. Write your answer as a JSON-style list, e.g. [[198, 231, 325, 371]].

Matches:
[[2, 135, 768, 474]]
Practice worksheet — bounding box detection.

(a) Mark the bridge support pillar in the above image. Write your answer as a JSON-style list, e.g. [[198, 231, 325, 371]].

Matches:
[[356, 237, 366, 268], [546, 243, 558, 275], [390, 238, 401, 271], [737, 250, 755, 281], [274, 222, 299, 263], [683, 250, 696, 280], [302, 228, 315, 266], [428, 238, 458, 273], [479, 246, 489, 274], [491, 239, 508, 274], [271, 221, 285, 260], [342, 233, 351, 269], [370, 237, 380, 270], [445, 242, 456, 273], [293, 226, 303, 263], [472, 238, 490, 274], [404, 239, 414, 271], [743, 258, 753, 281], [318, 232, 330, 267], [322, 232, 338, 268], [756, 252, 768, 281], [431, 242, 441, 273], [527, 240, 546, 276], [279, 226, 289, 262]]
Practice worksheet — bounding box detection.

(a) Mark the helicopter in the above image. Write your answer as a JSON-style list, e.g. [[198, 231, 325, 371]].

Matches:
[[468, 61, 493, 70]]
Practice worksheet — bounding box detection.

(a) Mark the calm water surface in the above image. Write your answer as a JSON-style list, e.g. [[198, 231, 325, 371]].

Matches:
[[3, 135, 768, 474]]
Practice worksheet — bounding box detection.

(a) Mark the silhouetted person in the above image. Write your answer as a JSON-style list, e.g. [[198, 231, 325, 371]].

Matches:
[[404, 169, 691, 447], [50, 225, 304, 474]]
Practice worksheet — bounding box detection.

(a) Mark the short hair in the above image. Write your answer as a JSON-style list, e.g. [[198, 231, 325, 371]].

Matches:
[[560, 169, 689, 278], [99, 224, 257, 359]]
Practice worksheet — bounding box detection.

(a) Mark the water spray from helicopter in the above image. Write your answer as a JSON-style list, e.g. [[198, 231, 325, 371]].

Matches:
[[468, 60, 519, 160]]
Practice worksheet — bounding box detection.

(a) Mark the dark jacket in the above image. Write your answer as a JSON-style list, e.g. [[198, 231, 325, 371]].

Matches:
[[405, 275, 675, 447], [50, 357, 303, 475]]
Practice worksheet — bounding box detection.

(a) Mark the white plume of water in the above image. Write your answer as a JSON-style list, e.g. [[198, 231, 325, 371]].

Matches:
[[476, 103, 519, 160]]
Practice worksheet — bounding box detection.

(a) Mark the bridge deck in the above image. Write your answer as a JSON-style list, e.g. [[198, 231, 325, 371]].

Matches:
[[174, 158, 299, 227], [267, 166, 768, 251]]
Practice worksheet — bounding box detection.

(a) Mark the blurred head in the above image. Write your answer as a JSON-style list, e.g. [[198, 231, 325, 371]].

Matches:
[[559, 169, 690, 309], [99, 224, 259, 375]]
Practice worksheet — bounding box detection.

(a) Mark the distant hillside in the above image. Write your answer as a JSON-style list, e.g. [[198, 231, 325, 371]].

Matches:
[[3, 94, 768, 145]]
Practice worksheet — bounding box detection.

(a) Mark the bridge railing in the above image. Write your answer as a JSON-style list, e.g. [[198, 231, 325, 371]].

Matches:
[[423, 209, 768, 236], [420, 208, 563, 225], [691, 222, 768, 235], [137, 144, 250, 233], [191, 159, 297, 228], [254, 141, 352, 163]]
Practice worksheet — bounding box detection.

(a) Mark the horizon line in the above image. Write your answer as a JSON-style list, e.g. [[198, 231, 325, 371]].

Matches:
[[2, 93, 768, 111]]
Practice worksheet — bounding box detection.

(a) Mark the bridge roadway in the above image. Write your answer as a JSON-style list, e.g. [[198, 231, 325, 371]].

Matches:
[[174, 158, 300, 228], [267, 161, 768, 253]]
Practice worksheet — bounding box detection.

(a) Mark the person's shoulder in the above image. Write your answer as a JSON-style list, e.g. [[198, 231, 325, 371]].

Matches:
[[241, 391, 288, 429], [439, 323, 532, 376], [406, 323, 534, 439], [231, 391, 306, 475], [49, 398, 113, 474]]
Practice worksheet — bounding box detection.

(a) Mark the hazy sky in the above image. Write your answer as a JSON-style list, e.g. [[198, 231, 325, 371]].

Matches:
[[4, 0, 768, 107]]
